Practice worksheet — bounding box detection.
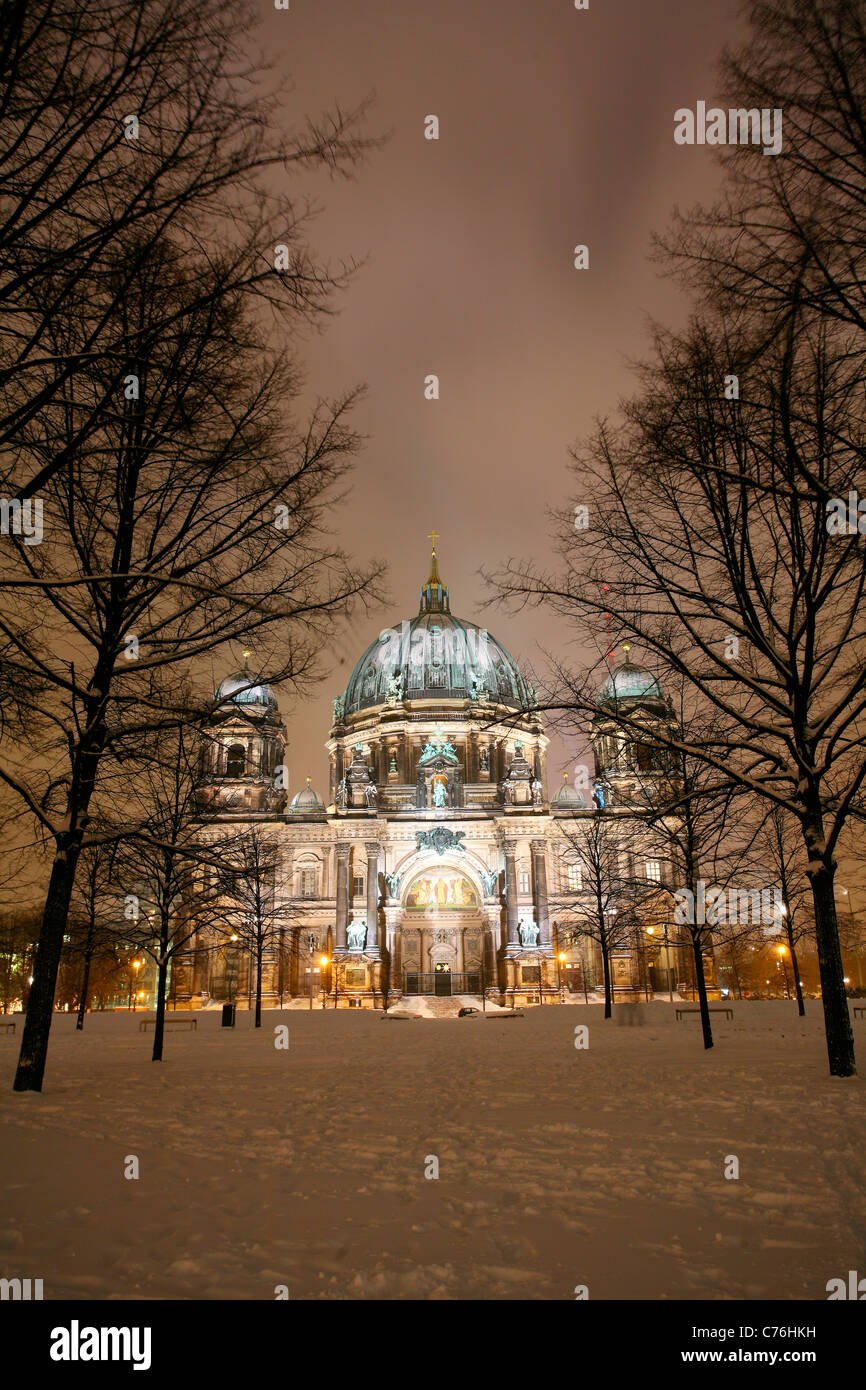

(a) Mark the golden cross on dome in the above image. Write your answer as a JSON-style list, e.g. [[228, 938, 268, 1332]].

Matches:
[[427, 528, 439, 551]]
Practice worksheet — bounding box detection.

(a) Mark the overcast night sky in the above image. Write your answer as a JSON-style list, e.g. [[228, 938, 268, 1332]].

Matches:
[[207, 0, 746, 795]]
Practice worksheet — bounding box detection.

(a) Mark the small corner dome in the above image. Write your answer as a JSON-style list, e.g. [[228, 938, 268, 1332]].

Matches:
[[289, 778, 324, 812], [554, 775, 586, 807], [214, 670, 278, 710], [599, 650, 663, 705]]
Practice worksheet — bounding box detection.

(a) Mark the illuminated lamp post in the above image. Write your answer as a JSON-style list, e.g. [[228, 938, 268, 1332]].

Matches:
[[129, 958, 142, 1011], [777, 943, 791, 999], [320, 955, 329, 1010], [308, 933, 317, 1010]]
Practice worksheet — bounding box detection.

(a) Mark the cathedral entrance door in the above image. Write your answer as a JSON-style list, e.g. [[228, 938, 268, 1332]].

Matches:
[[434, 962, 452, 996]]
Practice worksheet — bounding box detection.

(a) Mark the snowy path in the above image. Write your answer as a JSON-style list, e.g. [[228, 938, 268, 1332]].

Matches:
[[1, 1003, 864, 1299]]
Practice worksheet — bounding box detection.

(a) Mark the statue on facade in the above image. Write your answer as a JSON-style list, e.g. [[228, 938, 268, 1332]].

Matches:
[[364, 781, 378, 808], [531, 777, 543, 806], [419, 735, 458, 762], [385, 870, 401, 898], [335, 777, 347, 809], [432, 778, 447, 808], [592, 779, 611, 811], [519, 918, 539, 947], [347, 919, 367, 951], [500, 779, 513, 806], [332, 695, 344, 723], [481, 868, 499, 897], [386, 669, 405, 704], [479, 747, 489, 773]]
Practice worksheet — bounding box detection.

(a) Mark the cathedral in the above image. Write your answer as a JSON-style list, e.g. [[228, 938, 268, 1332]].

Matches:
[[173, 540, 713, 1009]]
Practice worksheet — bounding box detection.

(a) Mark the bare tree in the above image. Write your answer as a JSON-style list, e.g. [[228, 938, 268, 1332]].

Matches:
[[115, 725, 231, 1061], [0, 910, 36, 1013], [625, 686, 768, 1047], [0, 0, 376, 501], [552, 811, 642, 1018], [222, 826, 296, 1028], [494, 301, 864, 1078], [66, 842, 122, 1029], [492, 0, 866, 1078], [3, 226, 383, 1091], [754, 806, 816, 1015], [659, 0, 866, 350]]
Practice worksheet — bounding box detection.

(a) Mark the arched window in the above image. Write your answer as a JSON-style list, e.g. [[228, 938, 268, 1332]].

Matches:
[[226, 743, 245, 778], [636, 743, 653, 772]]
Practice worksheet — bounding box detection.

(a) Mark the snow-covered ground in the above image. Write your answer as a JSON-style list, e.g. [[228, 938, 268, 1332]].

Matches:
[[1, 1002, 864, 1300]]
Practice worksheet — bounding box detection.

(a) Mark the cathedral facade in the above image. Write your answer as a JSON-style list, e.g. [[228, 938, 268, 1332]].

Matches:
[[173, 543, 711, 1010]]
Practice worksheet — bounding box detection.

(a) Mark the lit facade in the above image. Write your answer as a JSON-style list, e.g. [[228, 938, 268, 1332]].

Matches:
[[173, 544, 711, 1009]]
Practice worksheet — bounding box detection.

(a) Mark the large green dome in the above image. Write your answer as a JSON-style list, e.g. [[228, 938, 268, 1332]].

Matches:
[[337, 543, 534, 719]]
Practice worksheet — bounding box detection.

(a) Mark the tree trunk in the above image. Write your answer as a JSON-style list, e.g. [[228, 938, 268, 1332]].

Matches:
[[380, 950, 391, 1013], [152, 951, 169, 1062], [75, 945, 94, 1031], [786, 923, 805, 1017], [809, 863, 855, 1076], [254, 943, 263, 1028], [690, 933, 714, 1051], [600, 937, 612, 1018], [14, 847, 79, 1091]]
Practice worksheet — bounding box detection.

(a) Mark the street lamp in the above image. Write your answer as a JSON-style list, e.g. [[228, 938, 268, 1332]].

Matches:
[[228, 934, 239, 1006], [308, 933, 317, 1010], [320, 955, 329, 1010], [777, 944, 791, 999], [130, 958, 142, 1011], [557, 951, 566, 1003]]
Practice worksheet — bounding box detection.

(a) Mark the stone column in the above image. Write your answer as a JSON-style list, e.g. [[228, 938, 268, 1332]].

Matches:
[[530, 839, 553, 950], [398, 732, 408, 783], [365, 841, 381, 956], [504, 845, 520, 950], [532, 839, 551, 947], [335, 844, 350, 951]]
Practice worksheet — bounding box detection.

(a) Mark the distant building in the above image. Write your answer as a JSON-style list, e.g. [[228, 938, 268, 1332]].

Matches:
[[175, 541, 713, 1008]]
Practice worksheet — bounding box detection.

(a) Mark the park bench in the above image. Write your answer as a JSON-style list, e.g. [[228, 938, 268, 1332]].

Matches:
[[138, 1017, 197, 1032], [0, 1019, 15, 1033], [854, 1005, 865, 1019], [675, 1006, 734, 1021]]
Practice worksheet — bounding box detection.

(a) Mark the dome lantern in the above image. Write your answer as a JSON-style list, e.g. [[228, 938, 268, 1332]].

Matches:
[[419, 528, 450, 615]]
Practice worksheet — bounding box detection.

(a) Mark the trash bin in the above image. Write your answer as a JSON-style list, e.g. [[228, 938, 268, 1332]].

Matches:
[[221, 1003, 236, 1028]]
